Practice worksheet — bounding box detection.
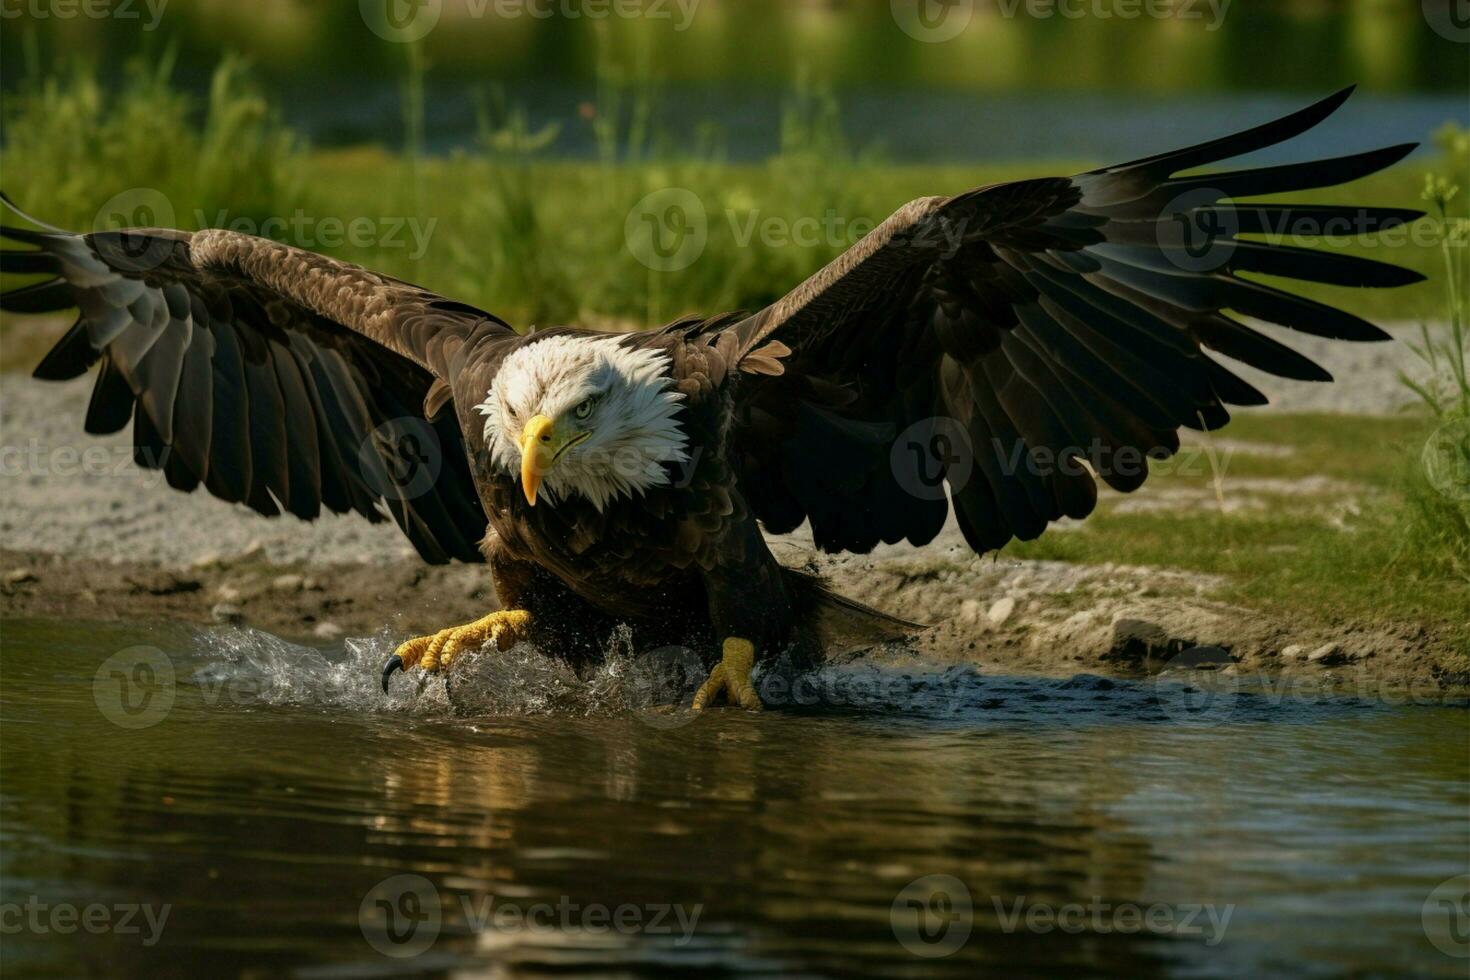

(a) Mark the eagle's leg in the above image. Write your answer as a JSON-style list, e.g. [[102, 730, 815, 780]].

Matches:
[[691, 522, 794, 712], [381, 609, 532, 691], [692, 637, 763, 711]]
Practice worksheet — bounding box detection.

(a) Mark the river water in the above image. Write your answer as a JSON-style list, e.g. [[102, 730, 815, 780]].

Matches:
[[1, 616, 1466, 977]]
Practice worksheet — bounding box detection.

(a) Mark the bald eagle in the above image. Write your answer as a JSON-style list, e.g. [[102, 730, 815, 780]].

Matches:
[[1, 88, 1424, 709]]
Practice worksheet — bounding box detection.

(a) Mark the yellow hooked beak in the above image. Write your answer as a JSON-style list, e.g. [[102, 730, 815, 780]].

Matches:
[[518, 414, 591, 506]]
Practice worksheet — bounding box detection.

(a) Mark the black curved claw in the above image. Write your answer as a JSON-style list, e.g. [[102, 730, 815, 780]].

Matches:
[[381, 654, 404, 693]]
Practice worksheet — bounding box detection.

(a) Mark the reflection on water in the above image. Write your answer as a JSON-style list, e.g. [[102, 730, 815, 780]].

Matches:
[[0, 617, 1466, 978]]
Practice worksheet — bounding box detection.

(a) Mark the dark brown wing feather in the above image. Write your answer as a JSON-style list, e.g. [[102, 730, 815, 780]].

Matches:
[[1, 205, 514, 563], [721, 86, 1425, 555]]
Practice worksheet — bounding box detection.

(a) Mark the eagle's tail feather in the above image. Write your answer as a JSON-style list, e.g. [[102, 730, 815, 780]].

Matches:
[[782, 567, 924, 654]]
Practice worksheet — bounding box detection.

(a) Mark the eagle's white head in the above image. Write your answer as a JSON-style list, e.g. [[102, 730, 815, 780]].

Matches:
[[475, 334, 689, 510]]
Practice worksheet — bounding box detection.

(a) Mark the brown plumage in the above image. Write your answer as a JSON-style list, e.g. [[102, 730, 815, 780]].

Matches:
[[1, 87, 1425, 704]]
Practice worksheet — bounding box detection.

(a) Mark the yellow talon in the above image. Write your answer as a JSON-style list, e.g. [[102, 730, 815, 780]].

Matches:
[[391, 609, 533, 676], [692, 637, 763, 711]]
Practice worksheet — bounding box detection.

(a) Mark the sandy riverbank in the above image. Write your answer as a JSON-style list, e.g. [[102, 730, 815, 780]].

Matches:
[[3, 321, 1465, 695]]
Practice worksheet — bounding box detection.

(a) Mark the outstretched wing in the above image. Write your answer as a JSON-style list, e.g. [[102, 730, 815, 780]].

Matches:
[[722, 86, 1425, 554], [1, 203, 514, 563]]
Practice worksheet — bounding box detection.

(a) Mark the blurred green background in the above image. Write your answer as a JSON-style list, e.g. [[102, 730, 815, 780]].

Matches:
[[4, 0, 1466, 160], [2, 0, 1465, 326]]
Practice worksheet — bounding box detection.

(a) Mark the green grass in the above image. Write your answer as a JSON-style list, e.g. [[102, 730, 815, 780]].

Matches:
[[1007, 410, 1470, 652]]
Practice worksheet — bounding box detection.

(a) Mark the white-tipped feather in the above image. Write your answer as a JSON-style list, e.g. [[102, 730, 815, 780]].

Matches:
[[476, 335, 689, 510]]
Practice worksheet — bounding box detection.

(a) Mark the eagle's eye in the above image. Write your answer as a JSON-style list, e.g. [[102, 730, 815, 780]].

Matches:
[[573, 398, 595, 421]]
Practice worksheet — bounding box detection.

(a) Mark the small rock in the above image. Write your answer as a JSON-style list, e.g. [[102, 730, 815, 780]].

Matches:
[[238, 540, 266, 561], [215, 585, 244, 603], [987, 596, 1015, 626], [271, 574, 304, 593], [312, 621, 344, 641], [211, 602, 244, 625], [4, 568, 37, 587], [191, 551, 224, 570], [959, 599, 982, 626], [1280, 644, 1304, 660], [1307, 642, 1350, 666]]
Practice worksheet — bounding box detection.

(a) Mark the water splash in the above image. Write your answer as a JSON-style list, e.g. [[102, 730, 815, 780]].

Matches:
[[180, 625, 1391, 727], [184, 624, 712, 719]]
